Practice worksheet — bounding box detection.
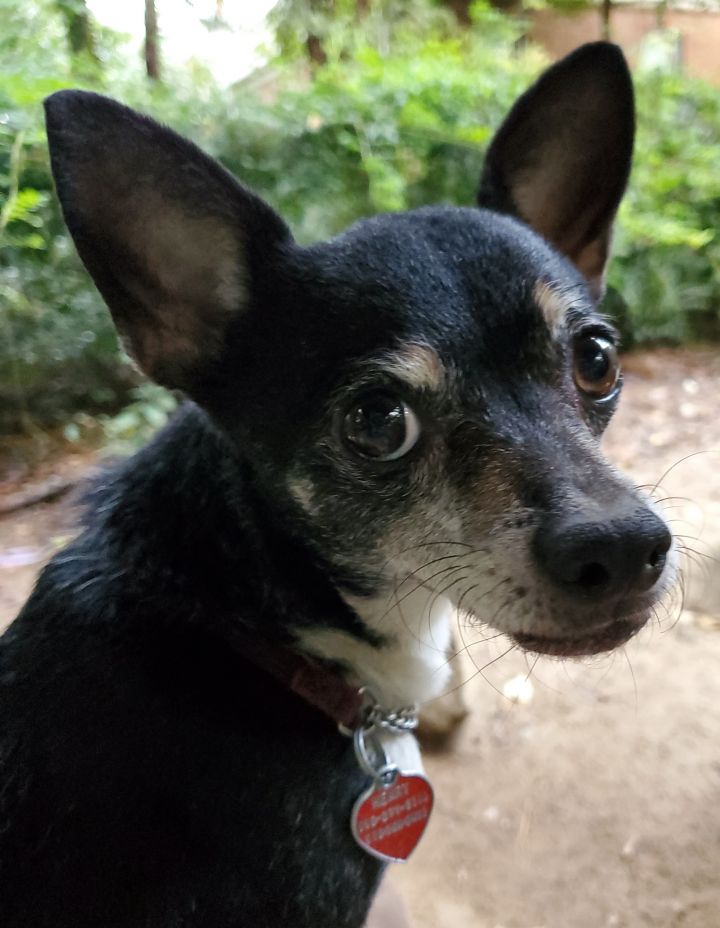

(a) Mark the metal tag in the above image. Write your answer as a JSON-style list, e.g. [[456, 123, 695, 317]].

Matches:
[[351, 771, 434, 863], [349, 723, 433, 863]]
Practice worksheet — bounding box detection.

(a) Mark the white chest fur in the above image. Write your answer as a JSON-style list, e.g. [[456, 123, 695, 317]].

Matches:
[[298, 586, 455, 709]]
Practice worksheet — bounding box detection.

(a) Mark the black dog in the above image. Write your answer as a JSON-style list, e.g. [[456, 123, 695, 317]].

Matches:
[[0, 43, 673, 927]]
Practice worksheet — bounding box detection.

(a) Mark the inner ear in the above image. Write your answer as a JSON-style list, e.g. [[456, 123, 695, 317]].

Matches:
[[84, 200, 246, 389], [45, 90, 291, 393], [477, 42, 635, 300]]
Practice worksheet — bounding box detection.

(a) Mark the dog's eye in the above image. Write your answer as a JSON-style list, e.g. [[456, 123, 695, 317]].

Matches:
[[343, 392, 421, 461], [573, 335, 620, 400]]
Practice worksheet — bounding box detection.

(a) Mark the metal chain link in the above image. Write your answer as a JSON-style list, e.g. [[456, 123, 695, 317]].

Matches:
[[359, 687, 418, 734], [345, 688, 417, 784]]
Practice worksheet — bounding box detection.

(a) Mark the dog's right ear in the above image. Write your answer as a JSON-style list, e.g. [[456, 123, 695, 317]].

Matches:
[[44, 90, 291, 393]]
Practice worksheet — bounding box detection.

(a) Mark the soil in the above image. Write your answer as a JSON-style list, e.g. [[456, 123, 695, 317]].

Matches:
[[1, 348, 719, 928]]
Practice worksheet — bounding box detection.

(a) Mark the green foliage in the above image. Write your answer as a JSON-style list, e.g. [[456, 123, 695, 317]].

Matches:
[[2, 0, 720, 437], [608, 69, 720, 344], [269, 0, 460, 65], [96, 383, 178, 453], [197, 1, 539, 242], [0, 0, 137, 432]]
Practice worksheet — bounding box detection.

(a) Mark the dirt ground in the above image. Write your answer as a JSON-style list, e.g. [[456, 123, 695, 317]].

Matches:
[[1, 348, 719, 927]]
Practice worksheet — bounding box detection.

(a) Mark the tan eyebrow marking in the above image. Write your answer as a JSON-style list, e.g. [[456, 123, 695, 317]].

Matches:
[[380, 343, 445, 391], [287, 476, 318, 515], [534, 280, 572, 335]]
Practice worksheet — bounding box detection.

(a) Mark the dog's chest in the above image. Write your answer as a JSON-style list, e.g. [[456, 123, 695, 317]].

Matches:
[[299, 587, 455, 709]]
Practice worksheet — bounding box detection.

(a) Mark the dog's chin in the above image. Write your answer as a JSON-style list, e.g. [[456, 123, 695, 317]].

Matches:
[[511, 617, 642, 658], [506, 580, 670, 658]]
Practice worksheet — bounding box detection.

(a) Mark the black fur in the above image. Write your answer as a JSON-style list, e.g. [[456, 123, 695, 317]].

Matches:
[[1, 408, 382, 927], [0, 43, 668, 927]]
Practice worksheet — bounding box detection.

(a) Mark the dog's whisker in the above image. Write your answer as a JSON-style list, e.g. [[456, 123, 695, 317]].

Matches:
[[661, 574, 687, 633], [523, 652, 540, 687], [474, 644, 518, 700], [380, 563, 470, 622], [390, 584, 432, 656], [673, 537, 719, 564], [519, 653, 564, 696], [675, 543, 714, 578], [621, 646, 639, 713], [485, 590, 520, 632], [391, 553, 467, 596], [382, 540, 475, 567], [650, 495, 694, 507], [456, 576, 513, 628], [428, 630, 512, 702], [444, 630, 505, 665], [648, 449, 720, 497], [387, 570, 471, 656], [448, 613, 504, 698], [425, 572, 473, 652], [651, 603, 663, 632], [593, 648, 618, 688]]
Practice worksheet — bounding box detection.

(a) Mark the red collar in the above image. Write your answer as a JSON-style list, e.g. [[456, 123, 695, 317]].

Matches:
[[232, 629, 364, 730]]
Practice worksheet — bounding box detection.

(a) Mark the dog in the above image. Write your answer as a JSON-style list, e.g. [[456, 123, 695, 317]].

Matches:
[[0, 42, 674, 927]]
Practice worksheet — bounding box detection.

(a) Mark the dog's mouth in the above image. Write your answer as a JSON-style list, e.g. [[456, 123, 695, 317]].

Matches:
[[511, 618, 640, 658]]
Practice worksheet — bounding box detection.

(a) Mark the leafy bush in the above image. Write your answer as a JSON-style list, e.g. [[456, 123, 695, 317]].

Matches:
[[0, 0, 132, 431], [206, 6, 541, 242], [2, 0, 719, 434], [611, 70, 720, 344]]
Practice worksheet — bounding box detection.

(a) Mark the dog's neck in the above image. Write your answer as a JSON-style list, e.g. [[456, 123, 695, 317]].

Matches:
[[86, 403, 451, 709], [298, 587, 455, 707]]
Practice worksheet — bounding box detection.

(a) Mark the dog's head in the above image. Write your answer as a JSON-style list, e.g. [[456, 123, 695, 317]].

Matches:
[[45, 43, 673, 667]]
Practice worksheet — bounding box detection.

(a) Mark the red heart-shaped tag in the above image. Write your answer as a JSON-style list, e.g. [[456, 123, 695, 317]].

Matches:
[[351, 773, 434, 863]]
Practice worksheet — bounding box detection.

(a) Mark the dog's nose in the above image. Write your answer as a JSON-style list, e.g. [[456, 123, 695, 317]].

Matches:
[[533, 508, 671, 601]]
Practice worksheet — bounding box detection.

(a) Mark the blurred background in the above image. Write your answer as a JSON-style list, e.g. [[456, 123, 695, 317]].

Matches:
[[2, 0, 720, 443], [1, 2, 719, 926]]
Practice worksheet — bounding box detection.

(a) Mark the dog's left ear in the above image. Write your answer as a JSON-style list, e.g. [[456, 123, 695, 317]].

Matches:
[[477, 42, 634, 300], [44, 90, 291, 393]]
